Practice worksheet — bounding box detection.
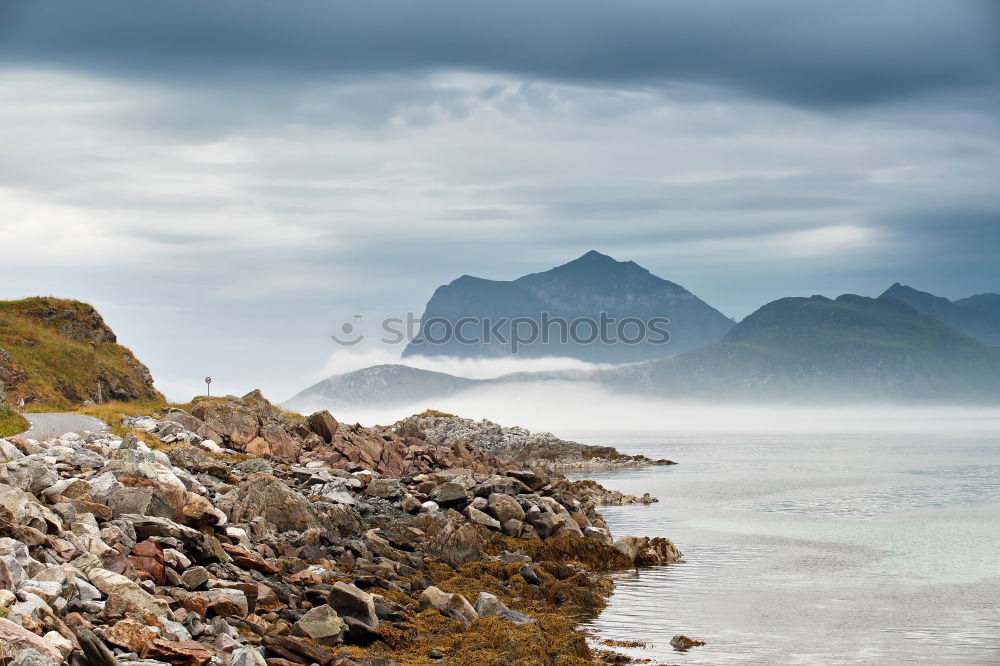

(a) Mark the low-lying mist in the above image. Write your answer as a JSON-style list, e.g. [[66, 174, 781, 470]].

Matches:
[[320, 380, 1000, 436], [322, 347, 616, 379]]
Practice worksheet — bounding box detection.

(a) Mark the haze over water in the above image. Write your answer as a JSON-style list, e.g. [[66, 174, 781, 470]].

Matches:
[[566, 425, 1000, 664]]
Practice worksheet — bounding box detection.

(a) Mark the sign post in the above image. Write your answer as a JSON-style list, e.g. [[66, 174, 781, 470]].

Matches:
[[205, 376, 212, 397]]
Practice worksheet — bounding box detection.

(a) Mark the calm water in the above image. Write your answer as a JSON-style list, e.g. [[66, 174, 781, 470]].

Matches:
[[565, 430, 1000, 665]]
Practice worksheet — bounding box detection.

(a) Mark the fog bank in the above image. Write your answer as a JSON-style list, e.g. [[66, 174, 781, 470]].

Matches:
[[324, 380, 1000, 436]]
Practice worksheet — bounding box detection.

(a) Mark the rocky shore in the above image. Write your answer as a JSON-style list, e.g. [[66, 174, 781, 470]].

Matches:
[[0, 391, 681, 665], [398, 412, 675, 473]]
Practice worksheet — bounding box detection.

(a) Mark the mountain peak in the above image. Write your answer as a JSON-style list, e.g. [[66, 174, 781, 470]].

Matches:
[[576, 249, 615, 263], [549, 250, 649, 279]]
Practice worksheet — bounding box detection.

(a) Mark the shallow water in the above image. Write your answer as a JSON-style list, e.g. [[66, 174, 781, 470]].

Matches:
[[566, 430, 1000, 665]]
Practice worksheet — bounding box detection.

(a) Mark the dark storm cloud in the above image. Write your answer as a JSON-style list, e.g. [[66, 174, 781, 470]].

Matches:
[[1, 0, 997, 109]]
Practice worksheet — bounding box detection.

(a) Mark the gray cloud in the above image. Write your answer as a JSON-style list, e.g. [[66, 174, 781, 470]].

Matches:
[[1, 0, 997, 109], [0, 2, 998, 402]]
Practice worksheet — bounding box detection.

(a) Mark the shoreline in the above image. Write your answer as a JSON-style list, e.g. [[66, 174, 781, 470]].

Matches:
[[0, 393, 682, 665]]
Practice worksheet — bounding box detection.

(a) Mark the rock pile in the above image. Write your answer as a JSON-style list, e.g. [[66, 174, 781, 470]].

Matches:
[[398, 413, 676, 471], [0, 391, 681, 665]]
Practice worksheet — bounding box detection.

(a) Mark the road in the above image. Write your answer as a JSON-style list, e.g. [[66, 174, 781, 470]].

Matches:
[[17, 413, 109, 440]]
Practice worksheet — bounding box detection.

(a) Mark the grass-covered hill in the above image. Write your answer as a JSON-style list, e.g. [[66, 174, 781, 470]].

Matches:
[[0, 297, 163, 411]]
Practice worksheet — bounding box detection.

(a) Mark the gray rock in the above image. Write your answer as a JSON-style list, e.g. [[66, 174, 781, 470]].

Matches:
[[327, 581, 378, 628], [10, 648, 59, 666], [474, 592, 534, 626], [230, 646, 268, 666], [180, 566, 210, 590], [517, 564, 541, 585], [294, 604, 345, 646], [106, 487, 174, 519], [417, 586, 478, 626], [501, 518, 523, 536], [463, 506, 501, 530], [0, 439, 24, 461], [0, 618, 64, 662], [429, 482, 469, 505], [487, 493, 525, 523]]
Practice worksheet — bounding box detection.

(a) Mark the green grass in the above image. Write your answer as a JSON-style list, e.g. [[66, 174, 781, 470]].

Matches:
[[0, 297, 164, 410], [0, 404, 29, 438]]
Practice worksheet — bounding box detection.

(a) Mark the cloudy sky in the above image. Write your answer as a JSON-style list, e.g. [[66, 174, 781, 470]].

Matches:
[[1, 0, 998, 401]]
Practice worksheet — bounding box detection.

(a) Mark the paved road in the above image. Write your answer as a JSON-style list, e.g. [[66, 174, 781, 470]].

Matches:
[[17, 413, 109, 440]]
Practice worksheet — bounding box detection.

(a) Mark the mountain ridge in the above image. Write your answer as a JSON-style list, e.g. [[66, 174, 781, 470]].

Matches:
[[296, 292, 1000, 407], [403, 251, 734, 363], [878, 282, 1000, 345]]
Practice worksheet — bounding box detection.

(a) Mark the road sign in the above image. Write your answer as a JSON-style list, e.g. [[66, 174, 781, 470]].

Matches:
[[205, 376, 212, 397]]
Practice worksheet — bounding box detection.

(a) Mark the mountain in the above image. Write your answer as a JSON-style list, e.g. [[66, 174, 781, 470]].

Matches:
[[402, 250, 733, 363], [611, 294, 1000, 401], [285, 364, 481, 412], [878, 283, 1000, 345], [0, 297, 162, 409]]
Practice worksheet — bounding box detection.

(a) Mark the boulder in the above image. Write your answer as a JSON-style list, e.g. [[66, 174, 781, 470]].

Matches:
[[474, 592, 533, 626], [307, 411, 339, 443], [142, 639, 213, 666], [180, 566, 210, 590], [487, 493, 525, 523], [670, 634, 705, 650], [203, 588, 249, 618], [9, 648, 59, 666], [613, 536, 683, 566], [326, 581, 378, 628], [417, 586, 478, 626], [0, 618, 64, 662], [230, 646, 268, 666], [429, 482, 469, 505], [101, 618, 158, 652], [422, 518, 480, 566], [104, 486, 174, 519], [0, 484, 61, 533], [86, 567, 171, 617], [228, 475, 323, 533], [260, 424, 301, 460], [293, 604, 345, 646], [464, 506, 501, 530], [190, 397, 260, 448]]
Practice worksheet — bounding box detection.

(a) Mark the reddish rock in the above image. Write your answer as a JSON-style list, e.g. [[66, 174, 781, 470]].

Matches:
[[221, 543, 279, 574], [307, 410, 339, 443], [256, 583, 281, 609], [102, 618, 157, 652], [129, 539, 166, 585], [142, 638, 214, 666], [182, 594, 209, 620]]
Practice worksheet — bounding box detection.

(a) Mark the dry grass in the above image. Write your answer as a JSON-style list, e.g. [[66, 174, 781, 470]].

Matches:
[[0, 404, 29, 438], [0, 296, 163, 409]]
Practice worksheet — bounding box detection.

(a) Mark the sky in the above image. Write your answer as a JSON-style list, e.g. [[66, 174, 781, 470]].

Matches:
[[1, 0, 998, 402]]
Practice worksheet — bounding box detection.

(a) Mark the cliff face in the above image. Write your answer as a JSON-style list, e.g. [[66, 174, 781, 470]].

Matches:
[[403, 251, 733, 362], [0, 297, 162, 408]]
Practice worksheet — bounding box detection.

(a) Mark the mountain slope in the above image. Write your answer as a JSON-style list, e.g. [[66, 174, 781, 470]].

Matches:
[[403, 250, 733, 362], [879, 283, 1000, 345], [0, 297, 162, 409], [285, 364, 481, 411], [614, 294, 1000, 401]]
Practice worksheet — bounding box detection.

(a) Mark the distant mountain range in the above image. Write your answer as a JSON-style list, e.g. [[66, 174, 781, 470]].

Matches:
[[879, 283, 1000, 346], [601, 294, 1000, 401], [402, 250, 733, 363], [288, 257, 1000, 409], [290, 294, 1000, 409]]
